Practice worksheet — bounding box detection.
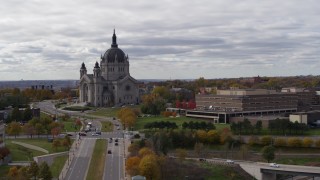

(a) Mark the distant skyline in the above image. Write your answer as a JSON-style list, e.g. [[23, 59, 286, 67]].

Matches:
[[1, 0, 320, 80]]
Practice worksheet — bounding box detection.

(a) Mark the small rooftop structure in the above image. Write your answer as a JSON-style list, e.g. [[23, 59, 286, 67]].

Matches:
[[132, 175, 146, 180]]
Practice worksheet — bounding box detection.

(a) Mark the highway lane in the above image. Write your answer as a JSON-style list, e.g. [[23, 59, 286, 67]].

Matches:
[[104, 137, 124, 180], [65, 138, 96, 180]]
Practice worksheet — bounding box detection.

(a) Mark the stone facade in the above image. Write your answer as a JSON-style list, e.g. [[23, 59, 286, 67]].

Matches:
[[79, 30, 139, 107]]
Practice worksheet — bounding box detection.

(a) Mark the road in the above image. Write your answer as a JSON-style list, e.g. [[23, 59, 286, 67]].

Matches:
[[64, 138, 96, 180], [104, 137, 125, 180], [37, 100, 126, 180]]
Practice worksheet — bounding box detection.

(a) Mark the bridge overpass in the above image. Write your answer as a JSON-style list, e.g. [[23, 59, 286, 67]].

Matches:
[[240, 162, 320, 180]]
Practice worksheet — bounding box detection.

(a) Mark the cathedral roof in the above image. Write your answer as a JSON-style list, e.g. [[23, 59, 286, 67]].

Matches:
[[102, 29, 127, 63]]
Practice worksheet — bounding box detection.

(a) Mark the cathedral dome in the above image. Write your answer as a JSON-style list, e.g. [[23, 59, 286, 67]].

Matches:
[[103, 48, 126, 63], [102, 29, 126, 63]]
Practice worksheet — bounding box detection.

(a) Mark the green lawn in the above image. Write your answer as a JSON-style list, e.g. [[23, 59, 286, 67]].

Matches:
[[62, 120, 80, 132], [201, 162, 247, 180], [6, 138, 70, 155], [275, 157, 320, 165], [0, 165, 11, 178], [5, 140, 46, 161], [101, 121, 113, 132], [86, 139, 107, 180], [88, 107, 121, 117], [50, 155, 68, 178], [133, 116, 229, 131]]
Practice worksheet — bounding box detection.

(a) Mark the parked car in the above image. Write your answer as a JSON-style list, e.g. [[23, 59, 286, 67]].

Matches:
[[226, 159, 234, 164], [95, 131, 101, 135], [115, 139, 118, 142], [199, 158, 206, 162], [79, 132, 87, 136], [92, 133, 99, 136], [269, 163, 280, 168], [108, 150, 112, 154]]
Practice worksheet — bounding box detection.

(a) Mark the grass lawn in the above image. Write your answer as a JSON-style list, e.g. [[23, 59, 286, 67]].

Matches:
[[86, 139, 107, 180], [5, 140, 46, 161], [101, 121, 113, 132], [0, 165, 11, 178], [6, 138, 70, 155], [201, 162, 247, 180], [88, 107, 121, 117], [50, 155, 68, 178], [62, 120, 80, 132], [275, 157, 320, 165], [133, 116, 230, 131]]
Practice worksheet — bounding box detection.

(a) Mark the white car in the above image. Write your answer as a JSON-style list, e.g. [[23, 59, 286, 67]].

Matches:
[[91, 133, 99, 136], [226, 159, 234, 164], [269, 163, 280, 168]]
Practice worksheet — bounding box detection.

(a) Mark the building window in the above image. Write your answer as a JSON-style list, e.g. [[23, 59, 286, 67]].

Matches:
[[126, 85, 131, 91]]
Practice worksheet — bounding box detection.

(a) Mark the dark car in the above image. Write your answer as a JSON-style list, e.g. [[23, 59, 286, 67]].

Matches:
[[96, 131, 101, 135], [115, 143, 118, 146], [199, 158, 206, 162], [79, 132, 87, 136], [108, 150, 112, 154], [115, 139, 118, 142]]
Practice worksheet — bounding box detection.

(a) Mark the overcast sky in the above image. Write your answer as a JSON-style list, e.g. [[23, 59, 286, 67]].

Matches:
[[0, 0, 320, 80]]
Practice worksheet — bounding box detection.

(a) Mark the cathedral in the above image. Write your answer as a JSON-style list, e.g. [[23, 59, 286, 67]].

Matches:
[[79, 30, 139, 107]]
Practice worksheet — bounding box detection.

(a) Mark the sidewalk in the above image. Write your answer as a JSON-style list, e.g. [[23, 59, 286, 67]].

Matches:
[[12, 141, 49, 154], [58, 137, 82, 180]]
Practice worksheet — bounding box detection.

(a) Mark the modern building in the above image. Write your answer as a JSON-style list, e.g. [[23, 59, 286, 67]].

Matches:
[[79, 30, 139, 107], [187, 89, 298, 123], [289, 111, 320, 125]]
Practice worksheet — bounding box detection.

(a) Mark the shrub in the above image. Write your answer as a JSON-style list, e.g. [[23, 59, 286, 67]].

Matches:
[[248, 136, 259, 146], [315, 139, 320, 148], [287, 137, 302, 147], [302, 137, 314, 148], [274, 138, 287, 147], [260, 136, 273, 146]]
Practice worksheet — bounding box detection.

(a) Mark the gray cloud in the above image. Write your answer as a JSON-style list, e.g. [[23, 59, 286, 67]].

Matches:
[[0, 0, 320, 80]]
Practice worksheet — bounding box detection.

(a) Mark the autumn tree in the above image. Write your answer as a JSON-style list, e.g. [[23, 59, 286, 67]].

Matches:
[[7, 121, 22, 138], [196, 130, 207, 143], [126, 156, 141, 176], [138, 147, 154, 157], [139, 154, 160, 180], [52, 139, 61, 151], [260, 136, 273, 146], [7, 166, 19, 178], [117, 108, 137, 129], [207, 130, 220, 144], [38, 161, 53, 180], [23, 123, 36, 138], [27, 161, 39, 179]]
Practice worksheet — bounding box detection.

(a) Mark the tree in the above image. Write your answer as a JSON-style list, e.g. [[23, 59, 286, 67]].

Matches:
[[255, 120, 262, 134], [138, 147, 154, 157], [27, 161, 39, 179], [7, 121, 22, 138], [7, 166, 19, 178], [11, 107, 22, 122], [128, 143, 140, 157], [35, 123, 45, 138], [23, 106, 33, 121], [196, 130, 207, 143], [62, 136, 71, 150], [126, 156, 141, 176], [207, 130, 220, 144], [261, 145, 275, 163], [38, 161, 53, 180], [117, 108, 137, 129], [139, 154, 160, 180], [23, 123, 36, 138], [52, 139, 61, 151]]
